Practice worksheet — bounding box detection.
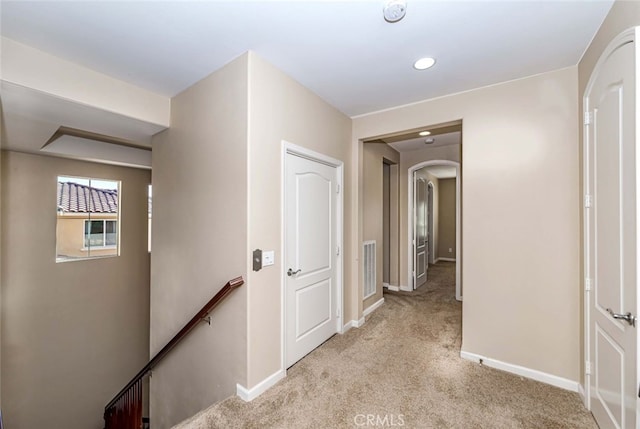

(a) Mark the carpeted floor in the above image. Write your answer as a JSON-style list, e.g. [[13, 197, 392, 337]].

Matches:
[[174, 262, 597, 429]]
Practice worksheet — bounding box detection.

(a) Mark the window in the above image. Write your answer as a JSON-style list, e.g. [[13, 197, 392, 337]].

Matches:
[[56, 176, 120, 262], [84, 220, 117, 248]]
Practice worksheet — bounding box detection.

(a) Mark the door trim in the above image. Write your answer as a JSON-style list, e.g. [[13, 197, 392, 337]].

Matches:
[[582, 26, 639, 412], [407, 160, 461, 300], [281, 140, 344, 373]]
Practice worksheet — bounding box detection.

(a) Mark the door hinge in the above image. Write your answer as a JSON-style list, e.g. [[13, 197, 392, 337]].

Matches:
[[585, 278, 591, 292], [586, 361, 591, 375], [336, 184, 340, 194], [336, 246, 340, 256], [584, 194, 593, 208], [584, 111, 592, 126]]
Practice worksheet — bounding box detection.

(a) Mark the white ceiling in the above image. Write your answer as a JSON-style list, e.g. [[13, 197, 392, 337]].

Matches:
[[388, 131, 460, 152], [419, 165, 456, 179], [0, 0, 613, 117]]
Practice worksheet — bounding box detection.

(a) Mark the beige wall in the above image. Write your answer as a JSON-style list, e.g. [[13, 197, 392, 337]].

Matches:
[[1, 110, 4, 407], [150, 55, 249, 428], [353, 67, 580, 382], [1, 150, 150, 429], [577, 0, 640, 386], [363, 143, 400, 309], [245, 52, 352, 387], [400, 145, 460, 287], [383, 163, 390, 283], [437, 178, 456, 259]]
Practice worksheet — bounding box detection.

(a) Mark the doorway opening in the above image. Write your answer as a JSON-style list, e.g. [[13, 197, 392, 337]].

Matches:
[[361, 120, 462, 308], [408, 161, 461, 300]]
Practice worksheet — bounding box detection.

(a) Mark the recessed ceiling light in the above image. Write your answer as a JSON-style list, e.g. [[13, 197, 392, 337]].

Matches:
[[419, 131, 431, 136], [383, 0, 407, 23], [414, 57, 436, 70]]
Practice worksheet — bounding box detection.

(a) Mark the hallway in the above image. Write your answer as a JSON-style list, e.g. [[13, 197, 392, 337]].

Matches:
[[175, 262, 596, 428]]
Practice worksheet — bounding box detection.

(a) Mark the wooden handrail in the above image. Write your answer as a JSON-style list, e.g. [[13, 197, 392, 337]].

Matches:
[[104, 276, 244, 414]]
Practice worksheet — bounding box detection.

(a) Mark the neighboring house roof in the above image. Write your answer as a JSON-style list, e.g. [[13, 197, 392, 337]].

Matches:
[[57, 182, 118, 214]]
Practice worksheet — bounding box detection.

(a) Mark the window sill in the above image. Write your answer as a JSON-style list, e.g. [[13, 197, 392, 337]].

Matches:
[[80, 245, 117, 251], [56, 254, 119, 263]]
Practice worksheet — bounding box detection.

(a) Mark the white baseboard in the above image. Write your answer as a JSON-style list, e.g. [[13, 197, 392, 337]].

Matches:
[[343, 317, 365, 332], [237, 369, 286, 402], [385, 284, 400, 292], [363, 297, 384, 317], [383, 282, 389, 288], [438, 257, 456, 262], [399, 285, 412, 292], [578, 383, 587, 406], [460, 351, 579, 393]]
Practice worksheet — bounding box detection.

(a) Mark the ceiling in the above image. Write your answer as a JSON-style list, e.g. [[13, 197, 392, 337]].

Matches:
[[419, 165, 457, 179], [1, 0, 613, 117], [388, 131, 460, 152]]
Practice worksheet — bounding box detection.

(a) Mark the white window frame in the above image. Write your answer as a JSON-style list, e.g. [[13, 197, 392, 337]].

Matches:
[[82, 219, 118, 250]]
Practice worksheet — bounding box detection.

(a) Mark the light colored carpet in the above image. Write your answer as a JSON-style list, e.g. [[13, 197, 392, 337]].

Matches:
[[174, 262, 597, 429]]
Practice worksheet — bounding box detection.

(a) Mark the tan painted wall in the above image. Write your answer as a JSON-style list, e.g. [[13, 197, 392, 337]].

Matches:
[[400, 145, 460, 287], [245, 52, 352, 387], [1, 109, 4, 407], [389, 164, 400, 288], [577, 0, 640, 386], [150, 55, 249, 427], [1, 150, 150, 429], [363, 143, 400, 310], [437, 178, 456, 259], [383, 163, 390, 284], [353, 67, 580, 382]]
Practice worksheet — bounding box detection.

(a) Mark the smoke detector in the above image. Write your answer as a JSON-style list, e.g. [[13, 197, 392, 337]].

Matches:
[[425, 138, 435, 144], [383, 0, 407, 23]]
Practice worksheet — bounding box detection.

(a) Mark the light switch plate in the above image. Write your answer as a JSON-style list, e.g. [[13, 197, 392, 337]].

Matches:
[[263, 250, 275, 267]]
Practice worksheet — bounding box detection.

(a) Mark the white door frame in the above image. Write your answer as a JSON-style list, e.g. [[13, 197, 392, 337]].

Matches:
[[407, 160, 461, 300], [281, 140, 344, 372], [582, 26, 639, 413]]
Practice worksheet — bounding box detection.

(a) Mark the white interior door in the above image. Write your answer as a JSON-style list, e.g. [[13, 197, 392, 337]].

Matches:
[[414, 175, 428, 289], [285, 152, 339, 368], [428, 182, 435, 265], [586, 38, 637, 429]]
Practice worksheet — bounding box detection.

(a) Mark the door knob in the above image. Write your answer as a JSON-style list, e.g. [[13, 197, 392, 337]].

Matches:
[[606, 308, 636, 327], [287, 268, 301, 276]]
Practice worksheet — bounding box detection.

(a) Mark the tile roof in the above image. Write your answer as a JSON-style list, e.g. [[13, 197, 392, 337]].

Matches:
[[57, 182, 118, 214]]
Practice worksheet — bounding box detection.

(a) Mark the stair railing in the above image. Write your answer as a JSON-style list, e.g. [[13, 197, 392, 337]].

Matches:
[[104, 276, 244, 429]]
